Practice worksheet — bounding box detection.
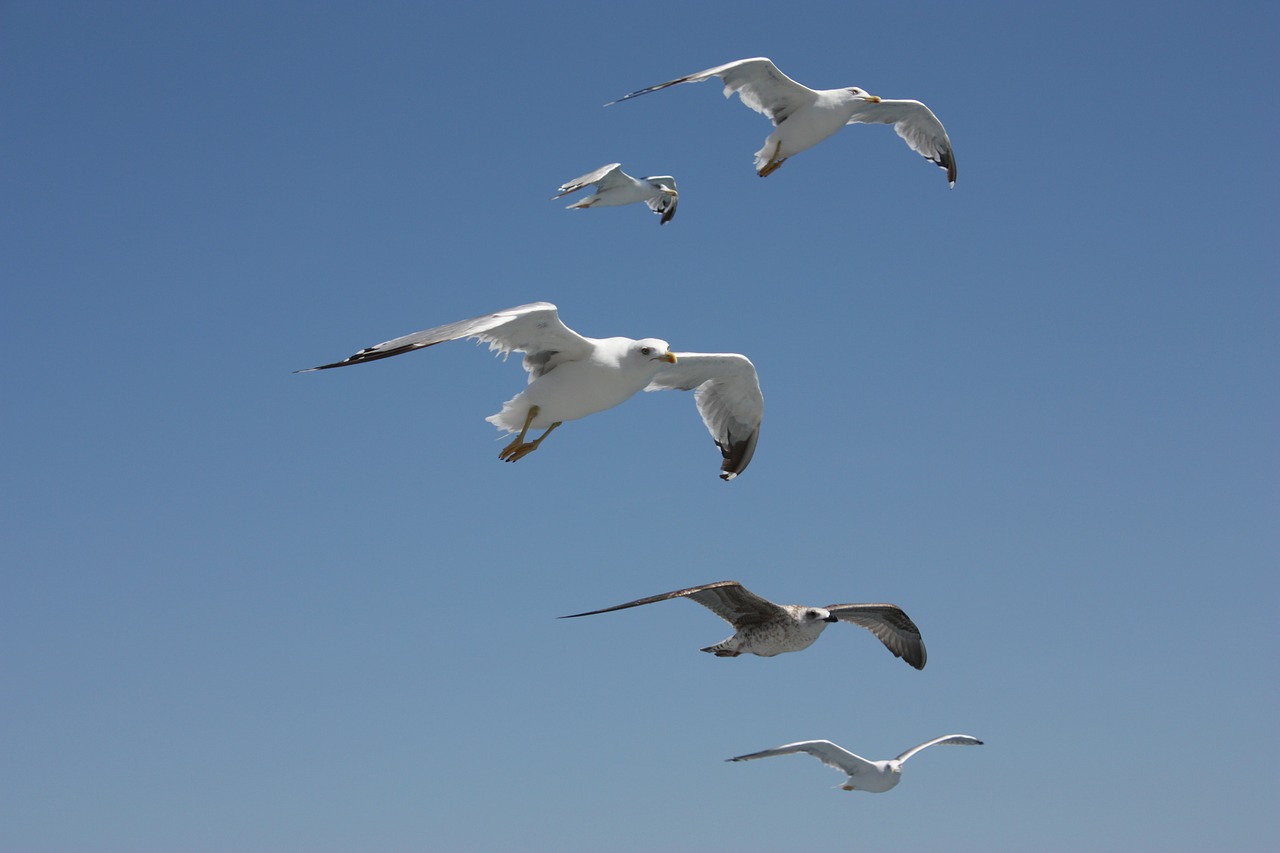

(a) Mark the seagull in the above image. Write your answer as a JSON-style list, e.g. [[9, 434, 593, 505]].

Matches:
[[560, 580, 926, 668], [728, 735, 983, 793], [297, 303, 763, 480], [554, 163, 679, 224], [608, 57, 955, 185]]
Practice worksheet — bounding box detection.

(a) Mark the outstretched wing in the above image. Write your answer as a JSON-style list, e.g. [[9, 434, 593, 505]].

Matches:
[[647, 353, 763, 480], [825, 603, 927, 670], [894, 734, 984, 764], [727, 740, 875, 776], [608, 57, 818, 127], [296, 302, 595, 380], [560, 580, 787, 628], [846, 98, 956, 186], [553, 163, 629, 198]]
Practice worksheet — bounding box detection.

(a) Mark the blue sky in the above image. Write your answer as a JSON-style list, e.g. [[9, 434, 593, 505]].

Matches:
[[2, 2, 1276, 851]]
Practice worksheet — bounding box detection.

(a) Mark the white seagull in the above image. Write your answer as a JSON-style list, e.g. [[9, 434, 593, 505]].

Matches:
[[608, 57, 955, 185], [728, 734, 983, 793], [561, 580, 926, 668], [297, 303, 763, 480], [554, 163, 679, 224]]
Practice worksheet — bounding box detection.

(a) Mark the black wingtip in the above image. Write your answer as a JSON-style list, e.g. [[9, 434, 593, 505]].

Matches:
[[717, 429, 759, 481], [939, 150, 957, 186]]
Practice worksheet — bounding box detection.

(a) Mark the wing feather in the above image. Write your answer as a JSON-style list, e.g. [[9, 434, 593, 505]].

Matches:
[[560, 580, 786, 627], [727, 740, 875, 775], [608, 57, 818, 127], [646, 353, 763, 480], [847, 98, 956, 186], [894, 734, 984, 764], [825, 603, 927, 670], [553, 163, 628, 198], [642, 178, 679, 224], [296, 302, 595, 379]]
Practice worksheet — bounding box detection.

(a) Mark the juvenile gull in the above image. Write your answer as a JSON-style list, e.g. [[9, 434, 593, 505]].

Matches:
[[728, 734, 983, 793], [561, 580, 926, 668], [554, 163, 679, 224], [297, 303, 762, 480], [608, 57, 955, 184]]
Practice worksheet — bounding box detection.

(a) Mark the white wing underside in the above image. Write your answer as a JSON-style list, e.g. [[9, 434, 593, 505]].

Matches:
[[647, 354, 763, 480], [847, 98, 955, 185], [732, 740, 877, 775], [894, 734, 984, 763], [610, 57, 817, 126], [297, 302, 594, 380], [555, 163, 631, 197]]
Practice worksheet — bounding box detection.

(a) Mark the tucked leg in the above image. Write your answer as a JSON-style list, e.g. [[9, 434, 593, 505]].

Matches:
[[758, 141, 786, 177], [498, 407, 562, 463]]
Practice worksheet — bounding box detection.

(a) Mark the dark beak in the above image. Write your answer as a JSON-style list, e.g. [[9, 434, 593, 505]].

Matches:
[[824, 615, 839, 623]]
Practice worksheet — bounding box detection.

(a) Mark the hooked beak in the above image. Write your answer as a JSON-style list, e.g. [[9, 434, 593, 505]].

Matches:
[[661, 351, 678, 364], [864, 95, 881, 103], [824, 614, 839, 623], [663, 187, 679, 198]]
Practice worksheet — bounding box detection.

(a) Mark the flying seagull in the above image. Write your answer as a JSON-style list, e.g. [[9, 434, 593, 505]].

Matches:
[[297, 303, 763, 480], [608, 57, 955, 184], [554, 163, 679, 224], [728, 734, 983, 793], [561, 580, 926, 668]]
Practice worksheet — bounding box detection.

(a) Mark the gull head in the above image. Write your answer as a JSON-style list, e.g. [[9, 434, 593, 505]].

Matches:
[[806, 607, 833, 623], [846, 87, 880, 103], [634, 339, 676, 364], [788, 606, 834, 630]]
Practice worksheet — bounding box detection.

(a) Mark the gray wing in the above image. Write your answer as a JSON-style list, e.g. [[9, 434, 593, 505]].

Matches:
[[296, 302, 595, 380], [825, 603, 927, 670], [894, 734, 984, 764], [846, 98, 956, 186], [727, 740, 875, 775], [608, 57, 818, 126], [553, 163, 630, 198], [646, 353, 763, 480], [560, 580, 788, 627]]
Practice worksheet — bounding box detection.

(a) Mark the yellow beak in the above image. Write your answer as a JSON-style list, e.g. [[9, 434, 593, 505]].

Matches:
[[662, 352, 678, 364]]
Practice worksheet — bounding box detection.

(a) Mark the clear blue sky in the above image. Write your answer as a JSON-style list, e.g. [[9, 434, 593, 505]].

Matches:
[[3, 2, 1276, 851]]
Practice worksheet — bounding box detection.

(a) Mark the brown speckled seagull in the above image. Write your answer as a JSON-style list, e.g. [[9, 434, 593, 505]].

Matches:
[[561, 580, 926, 669]]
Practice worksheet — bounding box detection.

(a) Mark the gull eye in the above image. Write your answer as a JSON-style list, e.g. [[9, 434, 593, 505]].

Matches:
[[639, 346, 652, 356]]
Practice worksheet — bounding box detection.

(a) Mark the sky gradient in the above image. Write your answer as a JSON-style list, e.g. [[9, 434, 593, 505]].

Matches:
[[3, 2, 1277, 851]]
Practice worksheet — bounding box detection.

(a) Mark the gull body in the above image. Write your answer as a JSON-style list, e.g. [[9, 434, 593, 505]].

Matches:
[[728, 735, 983, 793], [562, 580, 926, 669], [297, 303, 763, 480], [609, 57, 955, 184], [486, 336, 673, 431], [554, 163, 679, 224]]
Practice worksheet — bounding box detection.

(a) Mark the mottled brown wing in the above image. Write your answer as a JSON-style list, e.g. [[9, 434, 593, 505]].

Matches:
[[825, 603, 927, 670]]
